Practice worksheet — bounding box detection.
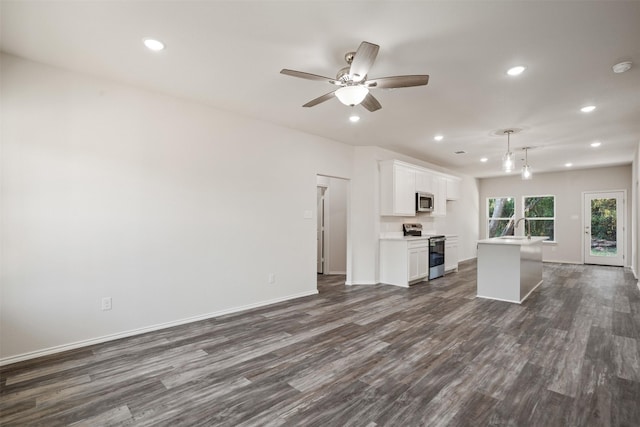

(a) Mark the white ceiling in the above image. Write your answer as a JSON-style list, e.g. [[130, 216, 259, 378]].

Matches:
[[2, 1, 639, 178]]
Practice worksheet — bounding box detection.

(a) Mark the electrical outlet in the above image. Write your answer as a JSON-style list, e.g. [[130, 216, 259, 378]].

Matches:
[[101, 297, 112, 311], [268, 273, 276, 284]]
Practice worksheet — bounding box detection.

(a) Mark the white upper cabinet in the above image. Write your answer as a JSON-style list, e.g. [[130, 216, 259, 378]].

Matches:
[[379, 160, 416, 216], [380, 159, 460, 217], [414, 170, 434, 193], [446, 177, 461, 200], [431, 176, 447, 217]]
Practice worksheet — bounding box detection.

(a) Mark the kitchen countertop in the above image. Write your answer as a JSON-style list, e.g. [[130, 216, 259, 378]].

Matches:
[[477, 236, 548, 246]]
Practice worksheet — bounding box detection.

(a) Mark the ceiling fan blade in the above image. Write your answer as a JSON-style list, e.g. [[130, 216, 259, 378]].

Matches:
[[361, 93, 382, 112], [280, 69, 338, 84], [349, 41, 379, 82], [366, 75, 429, 88], [302, 91, 336, 107]]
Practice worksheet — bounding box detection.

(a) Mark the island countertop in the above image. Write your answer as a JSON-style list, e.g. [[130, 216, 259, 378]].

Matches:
[[477, 236, 548, 246]]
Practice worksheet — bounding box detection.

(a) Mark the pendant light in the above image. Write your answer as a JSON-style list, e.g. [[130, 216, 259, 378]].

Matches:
[[502, 130, 515, 172], [521, 147, 532, 180]]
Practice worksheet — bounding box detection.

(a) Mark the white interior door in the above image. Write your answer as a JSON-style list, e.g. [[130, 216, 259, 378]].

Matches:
[[583, 191, 624, 266], [317, 187, 326, 274]]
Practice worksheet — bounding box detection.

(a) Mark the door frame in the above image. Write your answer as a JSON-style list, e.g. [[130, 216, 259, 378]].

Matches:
[[582, 190, 626, 266], [316, 175, 350, 284], [317, 185, 328, 274]]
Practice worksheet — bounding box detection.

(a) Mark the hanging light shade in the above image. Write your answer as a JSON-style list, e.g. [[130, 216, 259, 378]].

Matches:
[[335, 85, 369, 106], [502, 130, 515, 172], [521, 147, 533, 180]]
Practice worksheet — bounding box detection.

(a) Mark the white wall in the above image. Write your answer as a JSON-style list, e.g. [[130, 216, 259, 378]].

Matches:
[[0, 53, 482, 362], [479, 165, 632, 265], [0, 54, 354, 362]]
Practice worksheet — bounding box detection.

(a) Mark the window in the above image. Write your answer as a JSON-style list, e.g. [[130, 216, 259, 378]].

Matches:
[[487, 197, 515, 237], [523, 195, 555, 240]]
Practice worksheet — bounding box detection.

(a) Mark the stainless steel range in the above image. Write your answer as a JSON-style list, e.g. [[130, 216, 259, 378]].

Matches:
[[428, 235, 446, 280]]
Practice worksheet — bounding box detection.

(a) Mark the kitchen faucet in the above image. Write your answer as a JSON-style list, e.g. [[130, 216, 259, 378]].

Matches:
[[515, 217, 531, 239]]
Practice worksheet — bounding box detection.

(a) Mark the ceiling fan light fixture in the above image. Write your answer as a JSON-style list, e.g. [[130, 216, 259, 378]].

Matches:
[[335, 85, 369, 106]]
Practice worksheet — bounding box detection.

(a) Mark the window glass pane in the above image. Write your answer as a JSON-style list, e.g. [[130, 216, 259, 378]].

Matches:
[[528, 219, 554, 240], [488, 220, 514, 238], [590, 198, 617, 256], [524, 196, 554, 218], [488, 197, 514, 218]]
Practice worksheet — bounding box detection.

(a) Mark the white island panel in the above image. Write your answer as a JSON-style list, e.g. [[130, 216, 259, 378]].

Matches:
[[477, 237, 545, 304]]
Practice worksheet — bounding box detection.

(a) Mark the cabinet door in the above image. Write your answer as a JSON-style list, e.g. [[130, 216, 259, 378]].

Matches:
[[408, 248, 421, 281], [380, 161, 416, 216], [418, 246, 429, 277], [431, 176, 447, 216], [446, 178, 461, 200], [415, 171, 434, 193], [445, 238, 458, 272], [394, 164, 416, 215]]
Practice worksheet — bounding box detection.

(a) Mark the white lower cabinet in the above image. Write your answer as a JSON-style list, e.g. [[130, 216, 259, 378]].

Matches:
[[445, 235, 459, 272], [380, 238, 429, 287]]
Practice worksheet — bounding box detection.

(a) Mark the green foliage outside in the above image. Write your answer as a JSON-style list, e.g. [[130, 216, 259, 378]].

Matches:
[[591, 198, 616, 241], [488, 196, 555, 239], [590, 198, 617, 256]]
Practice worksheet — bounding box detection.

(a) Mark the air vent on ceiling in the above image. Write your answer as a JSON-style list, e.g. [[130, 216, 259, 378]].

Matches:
[[454, 150, 466, 155]]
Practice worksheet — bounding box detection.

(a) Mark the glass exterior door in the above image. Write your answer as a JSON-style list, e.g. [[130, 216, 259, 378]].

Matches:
[[584, 191, 624, 266]]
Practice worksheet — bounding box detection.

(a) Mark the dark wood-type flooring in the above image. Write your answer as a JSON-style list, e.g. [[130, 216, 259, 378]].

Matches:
[[2, 261, 640, 426]]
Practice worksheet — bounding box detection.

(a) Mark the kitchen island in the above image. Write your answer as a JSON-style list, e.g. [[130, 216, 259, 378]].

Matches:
[[476, 236, 547, 303]]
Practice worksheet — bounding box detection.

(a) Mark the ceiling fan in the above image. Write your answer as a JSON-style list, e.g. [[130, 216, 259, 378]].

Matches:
[[280, 41, 429, 112]]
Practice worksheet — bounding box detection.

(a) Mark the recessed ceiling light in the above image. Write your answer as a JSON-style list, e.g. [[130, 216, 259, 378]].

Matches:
[[507, 66, 526, 76], [434, 135, 444, 141], [580, 105, 596, 113], [612, 61, 632, 74], [590, 141, 601, 147], [480, 157, 488, 163], [143, 38, 165, 51], [349, 114, 360, 123], [565, 162, 573, 167]]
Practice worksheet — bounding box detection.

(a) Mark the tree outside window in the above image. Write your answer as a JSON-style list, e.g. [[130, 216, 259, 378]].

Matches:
[[523, 195, 555, 240], [488, 197, 515, 237]]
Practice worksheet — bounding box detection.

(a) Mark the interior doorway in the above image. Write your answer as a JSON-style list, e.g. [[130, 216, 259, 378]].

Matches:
[[583, 190, 625, 266], [316, 175, 349, 292]]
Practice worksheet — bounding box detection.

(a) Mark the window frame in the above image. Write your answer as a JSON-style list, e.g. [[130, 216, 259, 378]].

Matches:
[[486, 196, 516, 238], [522, 194, 556, 242]]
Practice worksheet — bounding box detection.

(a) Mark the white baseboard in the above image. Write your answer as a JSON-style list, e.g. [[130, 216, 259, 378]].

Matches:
[[327, 270, 347, 275], [0, 289, 318, 367], [542, 259, 581, 265], [345, 280, 379, 286]]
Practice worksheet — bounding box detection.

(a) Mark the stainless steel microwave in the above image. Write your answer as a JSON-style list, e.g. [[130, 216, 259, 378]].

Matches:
[[416, 192, 434, 212]]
